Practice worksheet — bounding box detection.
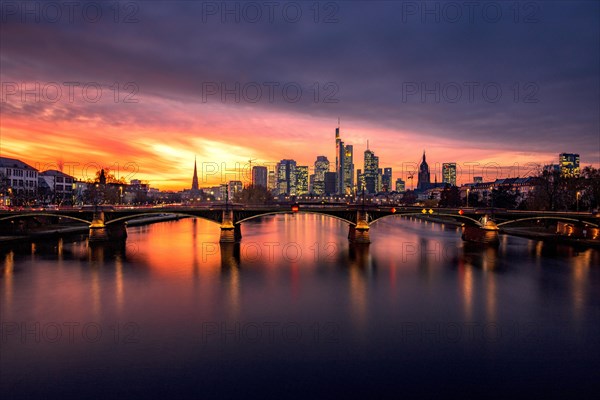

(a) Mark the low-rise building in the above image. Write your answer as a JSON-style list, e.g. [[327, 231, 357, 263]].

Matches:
[[38, 170, 74, 204], [0, 156, 38, 205]]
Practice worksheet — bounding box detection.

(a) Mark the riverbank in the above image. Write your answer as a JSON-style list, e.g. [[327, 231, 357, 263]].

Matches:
[[409, 215, 600, 248], [403, 215, 464, 227], [0, 214, 185, 243], [500, 227, 600, 248]]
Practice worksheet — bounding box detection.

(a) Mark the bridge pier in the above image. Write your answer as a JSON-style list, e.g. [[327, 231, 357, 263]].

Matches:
[[220, 210, 240, 243], [89, 211, 107, 242], [349, 210, 370, 244], [88, 212, 127, 242], [461, 215, 499, 245]]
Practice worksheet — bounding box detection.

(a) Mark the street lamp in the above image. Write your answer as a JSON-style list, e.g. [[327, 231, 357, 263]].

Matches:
[[576, 191, 581, 212], [466, 188, 470, 208]]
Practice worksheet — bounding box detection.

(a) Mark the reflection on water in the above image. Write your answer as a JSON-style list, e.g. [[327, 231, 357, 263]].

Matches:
[[1, 215, 599, 398]]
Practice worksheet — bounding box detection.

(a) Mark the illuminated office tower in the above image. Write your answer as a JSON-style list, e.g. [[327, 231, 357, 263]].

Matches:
[[268, 170, 277, 192], [335, 122, 355, 195], [442, 163, 457, 186], [295, 166, 309, 195], [559, 153, 580, 177], [395, 178, 405, 192], [276, 159, 296, 196], [313, 156, 330, 195], [363, 145, 379, 194]]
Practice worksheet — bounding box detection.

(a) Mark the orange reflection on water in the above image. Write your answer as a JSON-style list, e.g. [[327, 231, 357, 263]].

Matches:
[[115, 255, 124, 315], [458, 260, 474, 321], [3, 251, 15, 317], [570, 249, 591, 322], [130, 219, 222, 280]]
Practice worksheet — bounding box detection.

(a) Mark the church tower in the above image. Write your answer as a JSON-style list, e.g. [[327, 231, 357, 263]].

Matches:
[[417, 151, 430, 191], [191, 156, 199, 193]]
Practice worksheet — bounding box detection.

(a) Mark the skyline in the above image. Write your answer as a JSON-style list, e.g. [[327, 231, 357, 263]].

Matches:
[[1, 1, 599, 190], [0, 139, 591, 192]]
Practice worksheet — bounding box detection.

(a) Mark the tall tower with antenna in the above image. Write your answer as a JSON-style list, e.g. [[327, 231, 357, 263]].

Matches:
[[335, 118, 354, 195]]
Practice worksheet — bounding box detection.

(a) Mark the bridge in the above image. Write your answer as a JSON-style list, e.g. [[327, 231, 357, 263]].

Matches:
[[0, 205, 598, 244]]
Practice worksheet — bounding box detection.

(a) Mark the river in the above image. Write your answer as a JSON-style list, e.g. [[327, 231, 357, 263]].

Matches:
[[1, 215, 599, 398]]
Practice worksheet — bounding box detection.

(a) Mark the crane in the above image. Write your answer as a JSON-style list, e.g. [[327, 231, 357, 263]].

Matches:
[[248, 158, 257, 186]]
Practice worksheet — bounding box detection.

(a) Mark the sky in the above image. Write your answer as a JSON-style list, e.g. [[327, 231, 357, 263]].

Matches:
[[1, 0, 599, 190]]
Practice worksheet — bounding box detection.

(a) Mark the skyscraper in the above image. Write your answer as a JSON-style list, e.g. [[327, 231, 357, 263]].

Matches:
[[395, 178, 405, 192], [324, 172, 337, 195], [417, 151, 431, 191], [442, 163, 457, 186], [363, 147, 379, 194], [382, 168, 392, 192], [313, 156, 330, 195], [335, 122, 354, 195], [357, 169, 365, 192], [268, 170, 277, 192], [252, 166, 268, 188], [559, 153, 580, 177], [296, 166, 309, 195], [276, 159, 296, 196]]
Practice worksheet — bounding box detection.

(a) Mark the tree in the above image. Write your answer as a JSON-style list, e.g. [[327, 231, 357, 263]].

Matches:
[[580, 166, 600, 210], [464, 191, 482, 207], [491, 185, 519, 209], [402, 190, 417, 205], [529, 170, 562, 211], [527, 167, 598, 211], [233, 185, 273, 205], [89, 168, 126, 185], [439, 186, 461, 207]]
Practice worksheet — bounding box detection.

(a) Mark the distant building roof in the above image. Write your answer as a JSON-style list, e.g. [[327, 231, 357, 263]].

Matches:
[[39, 169, 74, 179], [0, 156, 38, 171]]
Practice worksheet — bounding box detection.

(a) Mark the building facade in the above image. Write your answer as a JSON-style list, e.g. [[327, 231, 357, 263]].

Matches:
[[442, 163, 457, 186], [559, 153, 580, 177], [276, 159, 297, 196], [252, 166, 268, 188], [38, 170, 74, 204], [228, 181, 243, 199], [0, 157, 38, 205], [395, 178, 406, 192], [295, 166, 309, 195], [382, 168, 392, 192], [363, 148, 379, 194], [312, 156, 329, 195], [335, 124, 354, 195], [324, 172, 337, 195]]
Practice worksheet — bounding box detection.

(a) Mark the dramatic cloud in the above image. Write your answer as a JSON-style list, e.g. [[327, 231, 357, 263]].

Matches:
[[1, 1, 598, 188]]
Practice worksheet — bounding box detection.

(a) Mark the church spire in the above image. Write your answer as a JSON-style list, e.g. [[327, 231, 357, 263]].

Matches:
[[191, 156, 199, 192]]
